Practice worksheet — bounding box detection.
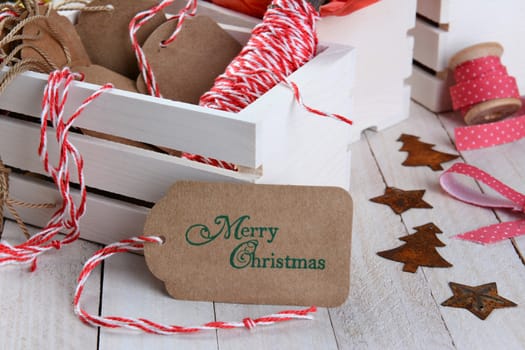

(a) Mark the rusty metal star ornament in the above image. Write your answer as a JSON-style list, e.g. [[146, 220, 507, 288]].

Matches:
[[370, 187, 433, 214], [441, 282, 517, 320]]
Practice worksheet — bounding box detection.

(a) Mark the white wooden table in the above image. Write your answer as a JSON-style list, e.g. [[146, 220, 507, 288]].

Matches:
[[1, 101, 524, 349]]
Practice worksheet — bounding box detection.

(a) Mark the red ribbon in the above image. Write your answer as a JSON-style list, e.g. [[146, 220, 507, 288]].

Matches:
[[455, 113, 525, 151], [449, 56, 520, 116], [440, 163, 525, 244]]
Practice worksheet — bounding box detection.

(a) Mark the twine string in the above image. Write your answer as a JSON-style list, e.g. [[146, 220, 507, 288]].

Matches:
[[0, 67, 112, 270], [74, 235, 317, 334]]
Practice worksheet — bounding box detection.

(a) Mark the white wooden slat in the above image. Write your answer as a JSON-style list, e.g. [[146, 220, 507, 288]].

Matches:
[[0, 70, 259, 168], [6, 172, 149, 245], [98, 251, 218, 350], [329, 125, 454, 349], [0, 222, 101, 350], [417, 0, 450, 24], [0, 115, 257, 204], [437, 111, 525, 261], [366, 102, 525, 349], [215, 304, 337, 350], [409, 65, 452, 113], [317, 0, 416, 136]]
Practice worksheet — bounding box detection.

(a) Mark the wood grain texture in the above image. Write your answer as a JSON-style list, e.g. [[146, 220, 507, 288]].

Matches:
[[98, 252, 218, 349], [0, 221, 101, 349], [215, 304, 337, 350], [367, 103, 525, 349], [329, 126, 454, 349]]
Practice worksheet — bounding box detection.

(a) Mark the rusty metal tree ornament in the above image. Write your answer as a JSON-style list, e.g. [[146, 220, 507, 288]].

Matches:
[[397, 134, 459, 171], [442, 282, 517, 320], [377, 223, 453, 273]]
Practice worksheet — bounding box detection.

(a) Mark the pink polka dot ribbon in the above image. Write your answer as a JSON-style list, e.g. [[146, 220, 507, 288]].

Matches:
[[440, 163, 525, 244], [449, 56, 520, 115], [455, 113, 525, 151]]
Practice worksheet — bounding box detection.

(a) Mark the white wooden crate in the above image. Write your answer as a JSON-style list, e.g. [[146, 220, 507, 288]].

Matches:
[[1, 1, 416, 245], [410, 0, 525, 112]]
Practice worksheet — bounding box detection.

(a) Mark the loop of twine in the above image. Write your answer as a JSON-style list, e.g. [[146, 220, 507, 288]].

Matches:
[[0, 67, 113, 270], [74, 235, 317, 334]]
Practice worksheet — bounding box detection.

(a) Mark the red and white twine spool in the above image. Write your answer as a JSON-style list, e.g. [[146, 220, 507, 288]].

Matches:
[[130, 0, 352, 170], [74, 235, 317, 334], [0, 68, 112, 271]]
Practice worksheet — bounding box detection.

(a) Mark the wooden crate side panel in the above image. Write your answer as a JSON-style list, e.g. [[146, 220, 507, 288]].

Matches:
[[412, 19, 447, 71], [317, 0, 416, 135], [242, 43, 354, 189], [0, 70, 260, 168], [417, 0, 450, 24], [0, 115, 258, 204], [6, 173, 150, 244], [409, 66, 453, 112]]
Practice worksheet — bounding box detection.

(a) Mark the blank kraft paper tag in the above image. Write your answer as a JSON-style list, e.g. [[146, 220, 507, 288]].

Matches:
[[144, 181, 353, 307]]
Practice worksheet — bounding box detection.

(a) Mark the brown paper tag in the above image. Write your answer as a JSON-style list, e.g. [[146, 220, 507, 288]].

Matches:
[[72, 64, 138, 92], [75, 0, 166, 78], [22, 10, 91, 69], [136, 16, 242, 104], [144, 181, 353, 307]]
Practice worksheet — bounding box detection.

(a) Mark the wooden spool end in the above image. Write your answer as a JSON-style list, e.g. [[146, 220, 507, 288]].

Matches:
[[449, 42, 522, 125], [449, 42, 503, 71], [464, 98, 522, 125]]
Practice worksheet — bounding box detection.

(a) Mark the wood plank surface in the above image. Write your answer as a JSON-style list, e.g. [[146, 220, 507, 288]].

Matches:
[[0, 221, 102, 350]]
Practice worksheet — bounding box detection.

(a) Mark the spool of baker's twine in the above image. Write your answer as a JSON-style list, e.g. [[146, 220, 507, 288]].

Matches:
[[449, 42, 522, 125]]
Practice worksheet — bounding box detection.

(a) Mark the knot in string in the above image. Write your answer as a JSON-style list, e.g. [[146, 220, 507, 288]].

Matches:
[[243, 317, 256, 330]]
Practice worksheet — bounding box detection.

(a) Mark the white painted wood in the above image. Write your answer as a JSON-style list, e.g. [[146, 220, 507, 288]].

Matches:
[[412, 0, 525, 111], [0, 42, 354, 169], [409, 65, 452, 113], [0, 221, 101, 349], [366, 102, 525, 349], [329, 122, 454, 349], [215, 304, 337, 350], [6, 172, 149, 245], [317, 0, 416, 135], [0, 115, 258, 203], [417, 0, 450, 24], [98, 251, 218, 349]]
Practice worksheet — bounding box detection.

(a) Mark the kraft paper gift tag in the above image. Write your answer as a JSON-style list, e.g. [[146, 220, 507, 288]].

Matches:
[[72, 64, 138, 92], [22, 10, 91, 69], [75, 0, 166, 78], [144, 181, 353, 307], [136, 15, 242, 104]]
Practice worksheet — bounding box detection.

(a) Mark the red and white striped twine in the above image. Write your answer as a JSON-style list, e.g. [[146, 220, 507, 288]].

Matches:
[[129, 0, 197, 97], [130, 0, 352, 170], [74, 235, 317, 334], [0, 68, 112, 271]]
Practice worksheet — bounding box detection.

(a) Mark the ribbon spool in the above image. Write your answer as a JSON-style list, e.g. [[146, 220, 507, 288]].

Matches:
[[449, 42, 522, 125]]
